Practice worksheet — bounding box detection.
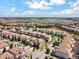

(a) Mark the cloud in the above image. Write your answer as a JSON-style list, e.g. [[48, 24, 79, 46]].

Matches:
[[49, 0, 66, 5], [71, 0, 79, 7], [70, 0, 79, 12], [50, 7, 79, 17], [10, 7, 16, 12], [50, 0, 79, 17], [51, 8, 79, 17], [26, 0, 50, 9], [22, 10, 35, 15], [58, 8, 79, 14], [25, 0, 66, 9], [5, 10, 50, 17], [14, 11, 35, 16]]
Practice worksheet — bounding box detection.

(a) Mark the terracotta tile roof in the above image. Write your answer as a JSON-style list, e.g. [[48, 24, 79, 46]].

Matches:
[[0, 52, 13, 59], [1, 30, 11, 35], [0, 40, 8, 48], [8, 47, 23, 55], [20, 34, 31, 40], [55, 33, 76, 58], [31, 37, 37, 41], [38, 38, 45, 45]]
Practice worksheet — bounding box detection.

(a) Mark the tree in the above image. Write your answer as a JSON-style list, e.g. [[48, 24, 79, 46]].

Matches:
[[3, 48, 6, 53], [10, 43, 13, 48], [45, 48, 50, 54], [45, 56, 48, 59], [50, 50, 55, 56], [36, 57, 39, 59]]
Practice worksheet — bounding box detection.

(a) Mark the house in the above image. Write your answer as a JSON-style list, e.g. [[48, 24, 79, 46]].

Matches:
[[55, 33, 76, 59], [0, 47, 24, 59], [25, 35, 32, 42], [55, 45, 73, 59], [30, 37, 37, 46], [38, 38, 46, 49], [14, 33, 20, 41], [9, 28, 16, 33], [1, 30, 11, 38], [0, 40, 10, 54], [20, 34, 32, 46], [0, 52, 14, 59], [20, 34, 27, 43], [9, 33, 15, 40], [8, 47, 24, 59], [0, 28, 2, 32]]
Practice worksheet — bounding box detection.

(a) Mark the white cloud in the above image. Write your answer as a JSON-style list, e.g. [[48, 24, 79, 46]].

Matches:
[[72, 7, 79, 11], [25, 0, 66, 9], [26, 0, 50, 9], [56, 8, 79, 14], [68, 2, 74, 5], [50, 0, 79, 17], [49, 0, 66, 5], [22, 10, 35, 15], [51, 8, 79, 17], [10, 7, 16, 12], [71, 0, 79, 7]]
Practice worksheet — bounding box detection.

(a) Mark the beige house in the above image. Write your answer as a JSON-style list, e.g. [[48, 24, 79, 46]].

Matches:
[[0, 47, 24, 59], [38, 38, 46, 49], [0, 52, 14, 59], [0, 40, 10, 54], [55, 34, 76, 59]]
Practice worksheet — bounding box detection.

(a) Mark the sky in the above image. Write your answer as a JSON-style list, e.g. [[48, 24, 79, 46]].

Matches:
[[0, 0, 79, 17]]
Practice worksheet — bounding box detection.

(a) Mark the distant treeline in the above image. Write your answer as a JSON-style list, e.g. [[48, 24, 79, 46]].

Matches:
[[0, 17, 79, 20]]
